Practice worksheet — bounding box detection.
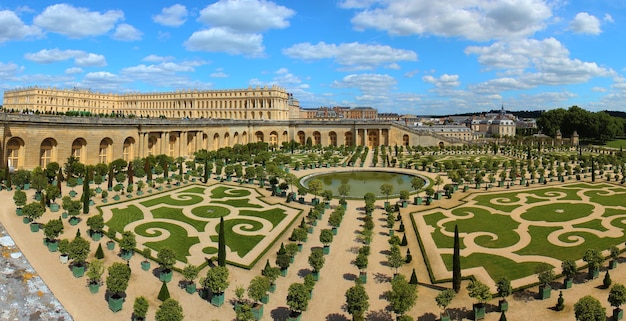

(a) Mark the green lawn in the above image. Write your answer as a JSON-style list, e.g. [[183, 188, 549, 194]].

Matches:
[[417, 183, 626, 284], [101, 183, 297, 269]]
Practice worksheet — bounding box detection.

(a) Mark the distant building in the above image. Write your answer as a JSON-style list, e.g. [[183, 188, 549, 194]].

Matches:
[[470, 105, 516, 137]]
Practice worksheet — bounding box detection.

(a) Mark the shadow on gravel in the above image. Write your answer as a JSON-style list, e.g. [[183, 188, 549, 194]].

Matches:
[[326, 313, 349, 321], [416, 312, 437, 321], [270, 306, 290, 321], [366, 309, 392, 321]]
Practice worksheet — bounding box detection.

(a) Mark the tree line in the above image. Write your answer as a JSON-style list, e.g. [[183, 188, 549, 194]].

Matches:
[[536, 106, 624, 143]]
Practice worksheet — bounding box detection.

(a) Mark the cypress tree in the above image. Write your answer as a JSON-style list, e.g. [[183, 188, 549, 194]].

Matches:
[[95, 243, 104, 259], [82, 167, 90, 214], [217, 216, 226, 267], [452, 224, 461, 293], [203, 158, 209, 183], [157, 281, 170, 302], [591, 159, 596, 182]]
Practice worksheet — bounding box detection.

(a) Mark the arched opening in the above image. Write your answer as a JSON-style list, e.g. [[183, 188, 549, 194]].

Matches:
[[7, 137, 24, 169], [403, 134, 410, 146], [224, 133, 230, 148], [344, 132, 353, 146], [313, 131, 321, 146], [213, 133, 220, 150], [329, 131, 337, 147], [269, 131, 278, 147], [233, 132, 240, 145], [40, 138, 58, 167], [71, 138, 87, 162], [147, 136, 157, 155], [99, 138, 113, 164], [367, 130, 378, 148], [255, 131, 264, 142], [123, 137, 135, 161], [297, 131, 305, 146]]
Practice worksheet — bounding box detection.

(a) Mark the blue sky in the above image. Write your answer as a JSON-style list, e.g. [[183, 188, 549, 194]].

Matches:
[[1, 0, 624, 115]]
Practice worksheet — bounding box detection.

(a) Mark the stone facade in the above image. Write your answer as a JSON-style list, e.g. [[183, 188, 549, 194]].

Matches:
[[1, 87, 460, 170]]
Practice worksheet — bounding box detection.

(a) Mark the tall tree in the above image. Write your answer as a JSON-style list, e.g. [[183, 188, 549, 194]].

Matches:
[[345, 282, 369, 321], [218, 216, 226, 267], [574, 295, 605, 321], [82, 166, 90, 214], [453, 225, 461, 293]]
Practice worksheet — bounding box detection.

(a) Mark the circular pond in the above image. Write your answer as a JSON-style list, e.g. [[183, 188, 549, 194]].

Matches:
[[301, 170, 428, 198]]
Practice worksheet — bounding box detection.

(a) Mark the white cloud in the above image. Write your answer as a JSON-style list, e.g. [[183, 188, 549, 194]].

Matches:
[[0, 62, 22, 78], [603, 14, 614, 23], [74, 53, 107, 67], [184, 27, 264, 56], [466, 37, 614, 93], [112, 24, 143, 41], [422, 74, 461, 88], [348, 0, 552, 41], [198, 0, 295, 33], [0, 10, 42, 42], [283, 42, 416, 70], [211, 71, 229, 78], [338, 0, 381, 9], [331, 73, 397, 94], [34, 4, 124, 38], [65, 67, 83, 75], [153, 4, 188, 27], [142, 55, 175, 62], [24, 49, 106, 67], [569, 12, 601, 35]]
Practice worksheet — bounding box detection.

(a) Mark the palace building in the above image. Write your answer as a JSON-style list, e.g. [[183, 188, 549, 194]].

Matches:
[[1, 86, 459, 170]]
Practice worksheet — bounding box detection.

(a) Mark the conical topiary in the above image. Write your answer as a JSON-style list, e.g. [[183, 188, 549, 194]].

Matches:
[[400, 234, 408, 246], [95, 243, 104, 259], [158, 281, 170, 302], [398, 221, 405, 232], [409, 268, 418, 285]]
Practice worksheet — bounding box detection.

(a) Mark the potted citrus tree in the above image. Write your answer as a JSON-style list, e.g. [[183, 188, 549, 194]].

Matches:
[[201, 265, 230, 307], [157, 246, 176, 282], [22, 202, 44, 229], [561, 259, 577, 289], [308, 248, 325, 281], [58, 239, 70, 264], [583, 248, 603, 280], [141, 247, 152, 271], [106, 262, 131, 312], [68, 235, 91, 278], [496, 277, 512, 312], [86, 214, 105, 241], [286, 282, 309, 321], [435, 289, 456, 321], [319, 229, 333, 255], [609, 284, 626, 321], [43, 217, 64, 252], [132, 296, 149, 321], [467, 279, 491, 320], [182, 264, 200, 294], [536, 263, 554, 299], [247, 275, 271, 319], [262, 260, 280, 293], [86, 259, 104, 293], [119, 231, 136, 262], [13, 189, 26, 216]]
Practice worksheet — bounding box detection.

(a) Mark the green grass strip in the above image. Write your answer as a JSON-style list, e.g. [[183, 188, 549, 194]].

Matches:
[[106, 205, 144, 233]]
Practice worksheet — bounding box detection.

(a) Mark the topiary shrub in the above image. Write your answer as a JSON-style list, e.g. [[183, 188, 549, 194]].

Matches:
[[95, 243, 104, 259], [158, 281, 170, 302]]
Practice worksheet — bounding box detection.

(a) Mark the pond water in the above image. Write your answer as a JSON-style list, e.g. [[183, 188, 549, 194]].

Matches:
[[301, 170, 427, 198]]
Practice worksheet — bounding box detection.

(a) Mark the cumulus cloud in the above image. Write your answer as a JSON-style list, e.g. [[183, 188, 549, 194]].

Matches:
[[112, 24, 143, 41], [569, 12, 602, 35], [197, 0, 295, 33], [0, 10, 42, 42], [331, 73, 397, 94], [142, 55, 175, 62], [184, 27, 265, 56], [153, 4, 188, 27], [465, 37, 614, 91], [33, 4, 123, 38], [283, 42, 416, 70], [422, 74, 461, 88], [0, 62, 22, 78], [347, 0, 552, 41], [24, 49, 106, 67], [65, 67, 83, 74]]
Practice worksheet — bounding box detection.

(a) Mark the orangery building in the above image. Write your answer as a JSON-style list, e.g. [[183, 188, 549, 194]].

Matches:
[[1, 86, 460, 170]]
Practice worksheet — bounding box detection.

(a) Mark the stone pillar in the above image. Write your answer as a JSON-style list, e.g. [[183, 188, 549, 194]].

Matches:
[[161, 132, 169, 156]]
